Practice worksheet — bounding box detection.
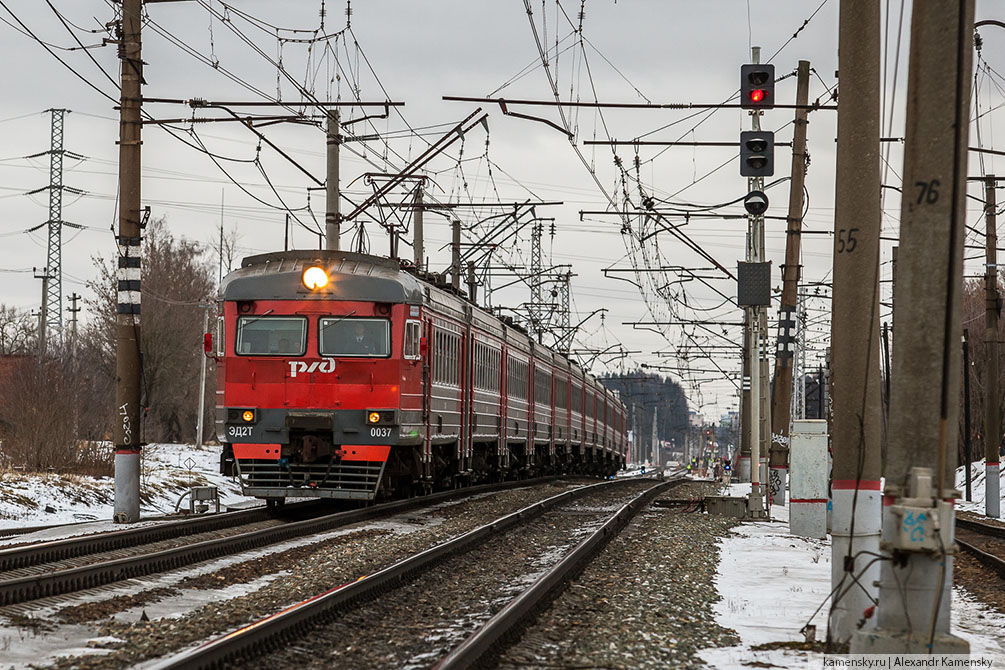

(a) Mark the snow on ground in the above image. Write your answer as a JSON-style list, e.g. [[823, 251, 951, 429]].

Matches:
[[955, 456, 1005, 515], [0, 499, 468, 670], [0, 443, 256, 532], [703, 482, 1005, 668]]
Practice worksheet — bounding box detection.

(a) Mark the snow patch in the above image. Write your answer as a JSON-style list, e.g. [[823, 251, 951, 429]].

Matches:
[[0, 443, 257, 533]]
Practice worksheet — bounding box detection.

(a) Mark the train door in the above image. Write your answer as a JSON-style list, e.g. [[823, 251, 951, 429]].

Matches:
[[460, 310, 473, 476], [421, 318, 433, 484], [500, 343, 509, 470]]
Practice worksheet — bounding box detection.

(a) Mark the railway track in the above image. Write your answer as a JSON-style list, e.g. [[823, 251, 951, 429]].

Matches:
[[148, 476, 683, 670], [0, 477, 565, 608], [955, 515, 1005, 579], [0, 503, 322, 572]]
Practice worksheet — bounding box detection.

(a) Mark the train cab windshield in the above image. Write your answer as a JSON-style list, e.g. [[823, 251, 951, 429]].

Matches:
[[320, 317, 390, 357], [236, 316, 307, 355]]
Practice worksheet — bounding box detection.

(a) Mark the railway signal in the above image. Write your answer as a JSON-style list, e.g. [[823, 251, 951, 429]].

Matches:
[[740, 63, 775, 110], [740, 131, 775, 177], [743, 190, 769, 216]]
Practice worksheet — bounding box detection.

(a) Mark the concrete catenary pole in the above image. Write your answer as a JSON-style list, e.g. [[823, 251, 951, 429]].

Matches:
[[413, 186, 424, 270], [36, 271, 49, 355], [67, 292, 80, 354], [466, 261, 478, 304], [325, 109, 341, 251], [451, 219, 461, 290], [114, 0, 144, 523], [963, 329, 973, 502], [984, 175, 1000, 518], [768, 60, 811, 506], [651, 405, 659, 468], [827, 0, 883, 645], [852, 0, 974, 655]]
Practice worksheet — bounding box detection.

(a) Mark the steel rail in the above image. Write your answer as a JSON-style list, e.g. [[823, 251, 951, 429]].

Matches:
[[956, 516, 1005, 540], [956, 516, 1005, 579], [0, 477, 562, 607], [147, 477, 666, 670], [956, 538, 1005, 579], [435, 479, 680, 669], [0, 504, 320, 572]]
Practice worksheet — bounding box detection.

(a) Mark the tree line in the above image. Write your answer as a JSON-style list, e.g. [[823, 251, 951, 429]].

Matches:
[[0, 218, 216, 474], [599, 371, 691, 449]]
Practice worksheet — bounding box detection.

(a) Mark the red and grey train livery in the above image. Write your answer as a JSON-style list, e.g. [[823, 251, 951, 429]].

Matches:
[[214, 249, 628, 504]]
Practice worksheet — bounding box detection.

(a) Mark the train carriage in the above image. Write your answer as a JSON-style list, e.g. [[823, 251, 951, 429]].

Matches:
[[214, 249, 627, 504]]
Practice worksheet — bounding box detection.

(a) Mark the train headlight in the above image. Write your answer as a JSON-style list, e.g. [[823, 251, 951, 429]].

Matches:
[[242, 410, 255, 422], [302, 266, 329, 290], [368, 412, 382, 425]]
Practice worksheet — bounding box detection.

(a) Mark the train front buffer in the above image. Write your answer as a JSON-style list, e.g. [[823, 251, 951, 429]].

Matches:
[[223, 405, 405, 500]]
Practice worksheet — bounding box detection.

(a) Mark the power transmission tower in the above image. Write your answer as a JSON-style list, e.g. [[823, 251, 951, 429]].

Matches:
[[792, 291, 806, 421], [45, 109, 67, 342], [557, 270, 571, 352], [530, 219, 543, 340], [26, 109, 75, 345]]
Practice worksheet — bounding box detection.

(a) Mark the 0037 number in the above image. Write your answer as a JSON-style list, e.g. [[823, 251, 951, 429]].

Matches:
[[369, 427, 392, 438]]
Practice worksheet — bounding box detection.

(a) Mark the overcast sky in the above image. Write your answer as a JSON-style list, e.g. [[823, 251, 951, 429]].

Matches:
[[1, 1, 1002, 422]]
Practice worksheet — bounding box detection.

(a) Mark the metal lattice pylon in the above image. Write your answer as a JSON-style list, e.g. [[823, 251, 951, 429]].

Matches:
[[557, 270, 571, 352], [529, 219, 543, 338], [44, 109, 67, 341], [792, 290, 806, 420]]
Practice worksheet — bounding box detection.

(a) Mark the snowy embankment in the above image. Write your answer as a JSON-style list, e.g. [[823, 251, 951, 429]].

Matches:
[[702, 481, 1005, 668], [0, 443, 255, 530]]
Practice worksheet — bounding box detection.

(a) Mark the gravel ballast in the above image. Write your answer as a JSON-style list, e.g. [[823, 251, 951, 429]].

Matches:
[[250, 480, 660, 670], [497, 481, 738, 670], [37, 479, 601, 670]]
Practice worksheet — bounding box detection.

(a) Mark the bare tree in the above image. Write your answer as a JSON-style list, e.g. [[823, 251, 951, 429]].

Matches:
[[960, 276, 1005, 460], [220, 224, 242, 279], [86, 217, 216, 444], [0, 353, 112, 475], [0, 305, 37, 355]]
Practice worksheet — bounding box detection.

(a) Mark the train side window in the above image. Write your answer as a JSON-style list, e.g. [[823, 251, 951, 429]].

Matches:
[[534, 368, 551, 407], [432, 329, 460, 387], [556, 377, 568, 409], [473, 343, 501, 391], [404, 320, 421, 360], [507, 356, 528, 399]]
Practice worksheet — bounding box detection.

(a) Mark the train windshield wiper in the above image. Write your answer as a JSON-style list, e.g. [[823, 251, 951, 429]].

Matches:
[[319, 310, 357, 333], [237, 309, 274, 328]]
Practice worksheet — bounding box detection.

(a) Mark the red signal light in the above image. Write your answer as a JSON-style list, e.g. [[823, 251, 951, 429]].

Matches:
[[750, 89, 765, 103]]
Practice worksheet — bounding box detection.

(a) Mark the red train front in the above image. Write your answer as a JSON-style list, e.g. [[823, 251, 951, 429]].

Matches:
[[214, 249, 627, 505]]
